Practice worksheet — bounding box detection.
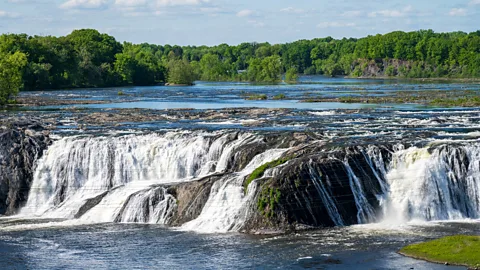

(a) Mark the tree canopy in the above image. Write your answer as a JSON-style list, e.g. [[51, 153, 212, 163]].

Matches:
[[0, 52, 27, 105], [0, 28, 479, 102]]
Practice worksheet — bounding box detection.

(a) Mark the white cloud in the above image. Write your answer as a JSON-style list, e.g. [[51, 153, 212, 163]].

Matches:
[[115, 0, 146, 7], [317, 21, 356, 28], [369, 5, 412, 18], [341, 10, 362, 17], [280, 7, 304, 14], [60, 0, 110, 9], [0, 10, 19, 18], [469, 0, 480, 5], [155, 0, 208, 6], [236, 9, 254, 17], [449, 8, 467, 16]]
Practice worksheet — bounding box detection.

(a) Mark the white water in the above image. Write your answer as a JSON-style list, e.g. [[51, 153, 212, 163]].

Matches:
[[19, 132, 292, 233], [17, 130, 480, 232], [181, 148, 287, 233], [307, 160, 345, 226], [21, 132, 250, 222], [380, 143, 480, 224]]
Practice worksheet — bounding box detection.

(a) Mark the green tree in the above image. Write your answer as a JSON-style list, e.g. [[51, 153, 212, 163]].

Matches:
[[285, 67, 298, 83], [247, 55, 283, 83], [199, 53, 231, 81], [167, 59, 196, 85], [0, 52, 28, 105]]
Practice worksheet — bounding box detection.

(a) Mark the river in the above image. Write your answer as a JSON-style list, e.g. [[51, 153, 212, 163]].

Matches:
[[1, 76, 479, 269]]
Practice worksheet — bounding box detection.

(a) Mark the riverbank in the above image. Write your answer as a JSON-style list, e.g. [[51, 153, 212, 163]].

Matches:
[[350, 76, 480, 83], [399, 235, 480, 269]]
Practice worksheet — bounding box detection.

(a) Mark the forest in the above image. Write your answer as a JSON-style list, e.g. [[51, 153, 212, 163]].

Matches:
[[0, 29, 480, 104]]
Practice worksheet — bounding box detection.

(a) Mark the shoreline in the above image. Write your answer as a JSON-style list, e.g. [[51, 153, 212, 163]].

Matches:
[[399, 235, 480, 270], [398, 251, 471, 269], [347, 76, 480, 82]]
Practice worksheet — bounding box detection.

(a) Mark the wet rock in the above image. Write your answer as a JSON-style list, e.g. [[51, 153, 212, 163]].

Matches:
[[242, 143, 392, 233], [167, 174, 224, 226], [0, 119, 51, 215], [74, 190, 111, 219]]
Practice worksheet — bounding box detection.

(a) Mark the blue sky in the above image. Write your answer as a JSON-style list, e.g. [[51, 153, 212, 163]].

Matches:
[[1, 0, 479, 45]]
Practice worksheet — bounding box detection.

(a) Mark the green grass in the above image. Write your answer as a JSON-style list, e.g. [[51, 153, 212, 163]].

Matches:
[[400, 235, 480, 268], [244, 157, 290, 192], [429, 96, 480, 107], [272, 93, 286, 100], [245, 94, 268, 100]]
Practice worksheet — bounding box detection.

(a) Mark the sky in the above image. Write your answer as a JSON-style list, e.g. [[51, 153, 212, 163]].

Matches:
[[0, 0, 479, 46]]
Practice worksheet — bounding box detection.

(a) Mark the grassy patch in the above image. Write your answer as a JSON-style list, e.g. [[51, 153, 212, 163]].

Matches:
[[429, 96, 480, 107], [245, 94, 268, 100], [301, 89, 480, 107], [400, 235, 480, 268], [272, 93, 286, 100], [244, 157, 291, 192]]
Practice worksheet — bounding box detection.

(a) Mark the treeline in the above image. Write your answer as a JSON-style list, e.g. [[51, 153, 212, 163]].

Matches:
[[0, 29, 480, 100]]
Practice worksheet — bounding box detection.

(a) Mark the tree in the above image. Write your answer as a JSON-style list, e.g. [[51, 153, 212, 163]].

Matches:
[[199, 53, 230, 81], [285, 67, 298, 83], [167, 59, 196, 85], [247, 55, 283, 83], [0, 52, 28, 105]]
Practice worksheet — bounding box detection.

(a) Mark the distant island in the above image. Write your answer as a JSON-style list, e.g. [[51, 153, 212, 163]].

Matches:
[[0, 29, 479, 105]]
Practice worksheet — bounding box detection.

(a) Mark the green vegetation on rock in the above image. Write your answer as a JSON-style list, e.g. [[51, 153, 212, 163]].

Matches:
[[400, 235, 480, 268], [257, 186, 281, 218], [273, 93, 286, 100], [244, 157, 290, 192], [245, 94, 268, 100], [304, 89, 480, 107], [430, 96, 480, 107]]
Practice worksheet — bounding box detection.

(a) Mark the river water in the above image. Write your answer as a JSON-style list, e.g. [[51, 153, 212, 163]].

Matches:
[[0, 219, 478, 269], [2, 76, 480, 269]]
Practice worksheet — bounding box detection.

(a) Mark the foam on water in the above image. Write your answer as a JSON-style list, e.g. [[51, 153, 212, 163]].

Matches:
[[181, 148, 288, 233]]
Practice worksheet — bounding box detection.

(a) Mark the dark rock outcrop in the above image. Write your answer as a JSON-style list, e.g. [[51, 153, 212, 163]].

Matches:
[[168, 174, 224, 226], [0, 120, 51, 215], [241, 143, 394, 234]]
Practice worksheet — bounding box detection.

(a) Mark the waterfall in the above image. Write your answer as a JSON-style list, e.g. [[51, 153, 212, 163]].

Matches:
[[343, 159, 376, 224], [21, 132, 253, 222], [181, 148, 287, 233], [381, 143, 480, 223], [307, 160, 345, 226], [18, 129, 480, 232], [115, 187, 177, 224]]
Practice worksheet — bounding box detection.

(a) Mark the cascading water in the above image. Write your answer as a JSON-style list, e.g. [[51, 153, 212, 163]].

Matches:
[[18, 127, 480, 233], [115, 187, 177, 224], [307, 160, 345, 226], [181, 148, 288, 233], [381, 143, 480, 224], [21, 132, 253, 222]]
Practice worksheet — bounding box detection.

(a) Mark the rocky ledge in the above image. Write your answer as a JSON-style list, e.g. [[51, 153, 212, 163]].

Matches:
[[0, 118, 52, 214]]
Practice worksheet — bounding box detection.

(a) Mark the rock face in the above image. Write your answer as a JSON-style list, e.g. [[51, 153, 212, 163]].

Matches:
[[0, 120, 51, 215], [167, 174, 224, 226], [241, 144, 394, 233]]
